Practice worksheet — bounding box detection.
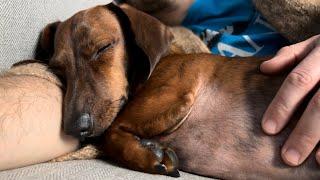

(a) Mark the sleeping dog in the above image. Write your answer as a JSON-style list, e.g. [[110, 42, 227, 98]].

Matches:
[[37, 2, 320, 179]]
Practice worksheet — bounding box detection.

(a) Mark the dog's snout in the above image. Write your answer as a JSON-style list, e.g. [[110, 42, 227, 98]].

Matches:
[[64, 113, 93, 139]]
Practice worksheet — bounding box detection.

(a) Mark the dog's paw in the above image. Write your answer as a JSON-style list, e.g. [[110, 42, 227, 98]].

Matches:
[[140, 139, 180, 177]]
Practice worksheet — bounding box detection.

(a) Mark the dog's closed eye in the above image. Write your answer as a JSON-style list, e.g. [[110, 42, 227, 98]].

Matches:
[[97, 43, 112, 54], [94, 41, 115, 60]]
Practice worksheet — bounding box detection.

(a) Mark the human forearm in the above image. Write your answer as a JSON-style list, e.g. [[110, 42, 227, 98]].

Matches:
[[124, 0, 194, 25], [0, 64, 79, 171]]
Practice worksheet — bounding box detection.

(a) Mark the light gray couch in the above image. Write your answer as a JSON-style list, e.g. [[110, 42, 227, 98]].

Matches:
[[0, 0, 211, 179]]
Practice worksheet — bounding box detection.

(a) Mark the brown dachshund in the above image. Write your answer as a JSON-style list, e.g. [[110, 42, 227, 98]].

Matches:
[[36, 2, 320, 179]]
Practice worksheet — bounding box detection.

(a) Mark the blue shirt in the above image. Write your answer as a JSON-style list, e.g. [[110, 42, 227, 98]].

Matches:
[[182, 0, 289, 57]]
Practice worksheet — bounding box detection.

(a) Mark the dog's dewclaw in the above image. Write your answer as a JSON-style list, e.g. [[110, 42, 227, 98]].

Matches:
[[162, 148, 180, 177], [168, 169, 180, 178]]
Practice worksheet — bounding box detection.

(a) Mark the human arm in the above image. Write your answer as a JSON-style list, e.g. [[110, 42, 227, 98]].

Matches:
[[124, 0, 194, 26], [0, 63, 79, 171]]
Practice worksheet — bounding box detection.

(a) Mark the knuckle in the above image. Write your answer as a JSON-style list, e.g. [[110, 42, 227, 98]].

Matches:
[[273, 94, 290, 117], [278, 46, 293, 56], [287, 70, 313, 88], [280, 46, 292, 53], [293, 131, 318, 149]]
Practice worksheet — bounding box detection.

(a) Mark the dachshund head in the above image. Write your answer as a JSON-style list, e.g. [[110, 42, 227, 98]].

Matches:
[[36, 3, 172, 139]]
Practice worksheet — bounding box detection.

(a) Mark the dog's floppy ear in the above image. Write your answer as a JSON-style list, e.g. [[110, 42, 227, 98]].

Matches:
[[120, 4, 173, 79], [35, 21, 61, 62]]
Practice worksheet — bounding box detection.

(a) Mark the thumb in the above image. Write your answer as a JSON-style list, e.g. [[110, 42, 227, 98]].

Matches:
[[260, 35, 320, 75]]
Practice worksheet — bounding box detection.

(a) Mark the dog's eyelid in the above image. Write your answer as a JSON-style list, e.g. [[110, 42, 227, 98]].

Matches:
[[93, 40, 116, 60], [97, 41, 115, 54], [97, 43, 112, 54]]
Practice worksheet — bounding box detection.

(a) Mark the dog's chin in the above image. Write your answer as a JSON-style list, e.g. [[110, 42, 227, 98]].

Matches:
[[90, 119, 114, 137], [88, 95, 128, 137], [90, 103, 125, 137]]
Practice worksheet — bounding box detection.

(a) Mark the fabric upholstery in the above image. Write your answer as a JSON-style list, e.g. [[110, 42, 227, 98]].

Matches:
[[0, 0, 109, 72], [0, 160, 212, 180], [253, 0, 320, 43]]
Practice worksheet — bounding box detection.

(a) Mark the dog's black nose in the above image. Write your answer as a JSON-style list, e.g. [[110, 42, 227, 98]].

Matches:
[[65, 113, 93, 139], [77, 113, 92, 137]]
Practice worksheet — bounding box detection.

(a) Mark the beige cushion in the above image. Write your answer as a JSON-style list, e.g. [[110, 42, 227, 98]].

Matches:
[[0, 160, 212, 180], [0, 0, 110, 72]]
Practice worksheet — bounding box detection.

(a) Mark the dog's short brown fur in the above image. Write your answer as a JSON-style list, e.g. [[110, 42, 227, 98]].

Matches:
[[102, 54, 320, 179], [37, 3, 320, 179], [37, 3, 172, 137]]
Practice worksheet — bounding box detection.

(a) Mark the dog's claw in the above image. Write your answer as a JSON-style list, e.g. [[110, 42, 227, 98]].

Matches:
[[168, 169, 180, 178], [165, 148, 179, 168], [140, 139, 179, 177]]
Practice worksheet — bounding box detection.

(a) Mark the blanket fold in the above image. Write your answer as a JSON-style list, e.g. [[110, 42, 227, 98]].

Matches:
[[253, 0, 320, 43]]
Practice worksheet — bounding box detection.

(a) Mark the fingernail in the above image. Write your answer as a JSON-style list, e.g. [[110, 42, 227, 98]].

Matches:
[[263, 119, 277, 134], [284, 148, 300, 166]]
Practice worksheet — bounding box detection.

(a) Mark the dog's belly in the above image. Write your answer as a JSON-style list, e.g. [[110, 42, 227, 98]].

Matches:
[[157, 83, 320, 179]]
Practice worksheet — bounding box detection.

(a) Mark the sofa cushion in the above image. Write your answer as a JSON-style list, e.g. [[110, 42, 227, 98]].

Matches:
[[0, 160, 213, 180], [0, 0, 110, 72]]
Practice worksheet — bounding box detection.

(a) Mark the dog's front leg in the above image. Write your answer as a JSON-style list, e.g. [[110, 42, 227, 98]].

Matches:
[[101, 63, 202, 176], [102, 126, 180, 177], [116, 85, 197, 138], [100, 86, 196, 177]]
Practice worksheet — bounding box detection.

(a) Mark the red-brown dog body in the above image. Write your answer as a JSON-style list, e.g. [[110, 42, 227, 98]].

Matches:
[[105, 54, 319, 179]]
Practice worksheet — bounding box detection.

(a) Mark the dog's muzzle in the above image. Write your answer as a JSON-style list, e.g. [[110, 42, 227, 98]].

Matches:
[[64, 113, 93, 140]]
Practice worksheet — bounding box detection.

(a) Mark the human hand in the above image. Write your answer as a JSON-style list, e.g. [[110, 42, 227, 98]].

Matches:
[[260, 35, 320, 166]]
